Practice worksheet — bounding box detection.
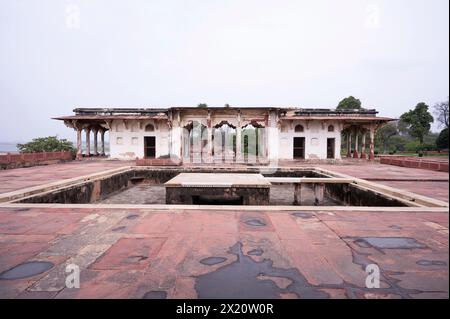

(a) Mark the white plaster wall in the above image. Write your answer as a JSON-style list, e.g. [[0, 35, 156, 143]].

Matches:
[[278, 120, 342, 160], [109, 120, 170, 160]]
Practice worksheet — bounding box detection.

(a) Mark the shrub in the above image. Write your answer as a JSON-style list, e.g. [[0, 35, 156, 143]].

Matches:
[[17, 136, 76, 155]]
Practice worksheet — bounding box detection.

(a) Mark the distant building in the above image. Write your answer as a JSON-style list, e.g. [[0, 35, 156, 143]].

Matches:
[[54, 107, 392, 162]]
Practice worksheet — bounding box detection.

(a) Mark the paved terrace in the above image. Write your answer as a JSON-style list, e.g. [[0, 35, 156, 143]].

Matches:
[[0, 160, 448, 299]]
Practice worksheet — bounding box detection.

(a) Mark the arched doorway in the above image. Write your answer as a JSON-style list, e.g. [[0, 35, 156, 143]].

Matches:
[[183, 121, 207, 163], [213, 121, 236, 162], [242, 122, 265, 163]]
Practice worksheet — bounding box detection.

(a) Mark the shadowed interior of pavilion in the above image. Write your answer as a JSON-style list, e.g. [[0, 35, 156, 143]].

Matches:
[[182, 120, 267, 164]]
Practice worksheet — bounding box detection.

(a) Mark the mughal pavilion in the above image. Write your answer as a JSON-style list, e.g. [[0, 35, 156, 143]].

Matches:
[[54, 107, 392, 163]]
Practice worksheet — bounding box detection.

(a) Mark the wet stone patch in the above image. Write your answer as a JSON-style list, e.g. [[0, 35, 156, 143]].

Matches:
[[0, 261, 54, 280], [353, 237, 427, 249], [416, 260, 447, 267], [199, 257, 227, 266], [292, 212, 315, 219], [195, 242, 329, 299], [244, 218, 267, 227], [248, 249, 264, 256], [126, 214, 139, 220], [142, 291, 167, 299], [112, 226, 126, 232]]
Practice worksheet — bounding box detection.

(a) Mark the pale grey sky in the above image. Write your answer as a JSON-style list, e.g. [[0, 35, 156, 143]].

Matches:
[[0, 0, 448, 142]]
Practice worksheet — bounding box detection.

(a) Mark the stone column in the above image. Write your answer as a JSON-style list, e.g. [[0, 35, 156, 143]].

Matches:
[[76, 127, 82, 159], [346, 131, 352, 158], [314, 183, 325, 205], [236, 111, 242, 162], [353, 129, 359, 158], [100, 129, 106, 156], [293, 183, 303, 205], [369, 126, 375, 161], [360, 132, 367, 159], [93, 128, 99, 156], [207, 111, 213, 163], [85, 127, 91, 157]]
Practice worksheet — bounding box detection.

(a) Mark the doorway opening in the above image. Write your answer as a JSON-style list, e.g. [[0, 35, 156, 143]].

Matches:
[[327, 138, 335, 159], [293, 137, 305, 159], [144, 136, 156, 158]]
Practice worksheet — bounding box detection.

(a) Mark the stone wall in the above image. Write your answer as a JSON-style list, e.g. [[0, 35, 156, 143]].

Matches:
[[379, 156, 449, 172], [0, 151, 73, 170]]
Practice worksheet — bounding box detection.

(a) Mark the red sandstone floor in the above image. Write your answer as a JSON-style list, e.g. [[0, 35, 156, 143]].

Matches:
[[0, 160, 133, 194], [0, 207, 447, 299], [0, 160, 448, 299]]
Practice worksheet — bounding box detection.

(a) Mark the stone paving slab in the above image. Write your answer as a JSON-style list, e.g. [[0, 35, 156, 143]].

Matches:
[[0, 207, 447, 299]]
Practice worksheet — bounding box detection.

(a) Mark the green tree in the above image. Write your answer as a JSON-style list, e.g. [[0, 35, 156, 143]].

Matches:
[[197, 103, 208, 108], [337, 96, 362, 109], [17, 136, 76, 154], [375, 122, 398, 153], [399, 102, 434, 146], [436, 128, 449, 149]]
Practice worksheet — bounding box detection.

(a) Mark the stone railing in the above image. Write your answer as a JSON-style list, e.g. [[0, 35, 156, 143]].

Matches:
[[0, 151, 74, 169], [379, 155, 449, 172]]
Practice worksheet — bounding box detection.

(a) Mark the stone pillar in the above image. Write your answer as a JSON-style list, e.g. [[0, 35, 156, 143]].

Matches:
[[353, 130, 359, 158], [206, 111, 213, 163], [100, 129, 106, 156], [360, 132, 367, 159], [93, 128, 99, 156], [76, 128, 82, 159], [369, 126, 375, 161], [85, 127, 91, 157], [236, 111, 242, 162], [346, 131, 352, 158], [314, 183, 325, 205], [293, 183, 303, 205]]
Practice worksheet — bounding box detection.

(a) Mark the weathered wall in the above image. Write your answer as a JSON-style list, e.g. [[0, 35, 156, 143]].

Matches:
[[278, 120, 342, 160], [0, 151, 73, 170], [109, 119, 170, 160], [325, 183, 407, 207], [166, 186, 270, 205], [18, 170, 134, 204]]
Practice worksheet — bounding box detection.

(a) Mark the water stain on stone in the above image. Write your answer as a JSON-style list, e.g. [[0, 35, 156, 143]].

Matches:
[[200, 257, 227, 266], [194, 242, 329, 299], [244, 219, 266, 227], [0, 261, 54, 280], [142, 291, 167, 299], [416, 260, 447, 267], [112, 226, 126, 232], [248, 249, 264, 256], [126, 214, 139, 220], [353, 237, 427, 250], [126, 255, 148, 263], [292, 212, 314, 219], [389, 225, 402, 230]]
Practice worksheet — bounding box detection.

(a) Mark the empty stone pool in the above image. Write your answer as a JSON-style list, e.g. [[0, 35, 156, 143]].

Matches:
[[8, 167, 428, 207]]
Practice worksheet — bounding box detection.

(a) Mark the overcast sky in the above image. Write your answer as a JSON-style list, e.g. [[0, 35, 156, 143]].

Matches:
[[0, 0, 448, 142]]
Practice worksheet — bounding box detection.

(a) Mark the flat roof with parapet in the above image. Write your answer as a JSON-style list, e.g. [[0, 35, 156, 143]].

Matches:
[[164, 173, 271, 188], [53, 107, 394, 122]]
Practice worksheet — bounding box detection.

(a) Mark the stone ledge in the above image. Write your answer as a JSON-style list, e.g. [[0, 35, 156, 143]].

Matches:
[[135, 158, 181, 166]]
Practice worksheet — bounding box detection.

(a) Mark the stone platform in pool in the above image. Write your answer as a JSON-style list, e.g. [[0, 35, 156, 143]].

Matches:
[[165, 173, 271, 205]]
